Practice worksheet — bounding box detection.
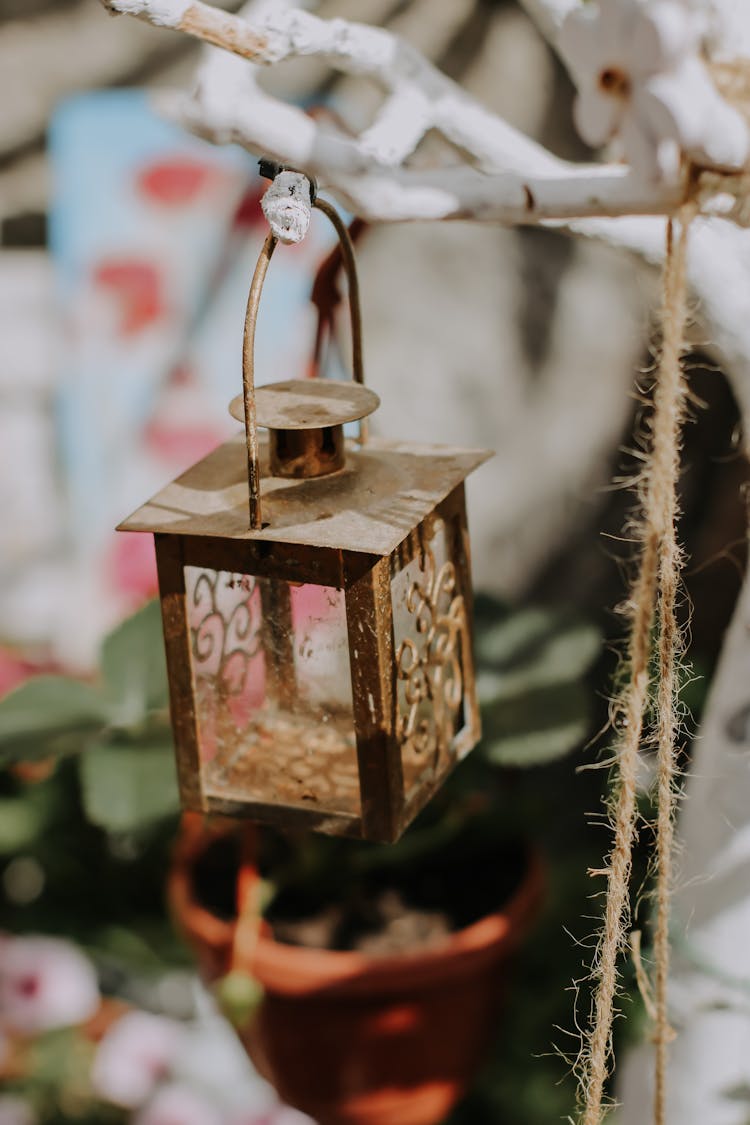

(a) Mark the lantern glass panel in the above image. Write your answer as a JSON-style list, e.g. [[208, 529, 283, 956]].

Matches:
[[392, 514, 470, 802], [185, 566, 360, 816]]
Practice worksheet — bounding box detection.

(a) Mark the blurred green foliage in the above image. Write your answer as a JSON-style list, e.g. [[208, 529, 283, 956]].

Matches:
[[476, 602, 600, 766], [0, 592, 610, 1124], [0, 601, 179, 836], [0, 595, 600, 835]]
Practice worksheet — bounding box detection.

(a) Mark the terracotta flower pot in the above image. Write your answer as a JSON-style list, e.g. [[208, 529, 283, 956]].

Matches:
[[168, 817, 543, 1125]]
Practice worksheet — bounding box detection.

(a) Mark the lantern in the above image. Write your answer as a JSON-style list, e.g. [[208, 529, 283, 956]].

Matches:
[[119, 197, 490, 843]]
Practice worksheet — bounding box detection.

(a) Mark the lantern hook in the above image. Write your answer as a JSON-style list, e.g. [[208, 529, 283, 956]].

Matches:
[[242, 185, 367, 531]]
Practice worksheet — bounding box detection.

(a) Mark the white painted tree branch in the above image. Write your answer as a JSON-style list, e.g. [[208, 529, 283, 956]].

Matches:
[[159, 28, 684, 223], [358, 88, 432, 166], [100, 0, 749, 223]]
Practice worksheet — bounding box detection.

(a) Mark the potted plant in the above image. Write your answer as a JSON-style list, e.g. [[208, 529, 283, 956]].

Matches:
[[169, 800, 544, 1125], [0, 594, 600, 1125]]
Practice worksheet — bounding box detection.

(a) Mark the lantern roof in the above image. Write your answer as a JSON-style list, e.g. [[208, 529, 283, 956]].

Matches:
[[118, 434, 490, 557], [229, 379, 380, 431]]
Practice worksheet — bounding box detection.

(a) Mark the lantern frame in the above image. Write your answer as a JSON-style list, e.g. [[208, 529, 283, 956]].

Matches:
[[119, 195, 490, 843]]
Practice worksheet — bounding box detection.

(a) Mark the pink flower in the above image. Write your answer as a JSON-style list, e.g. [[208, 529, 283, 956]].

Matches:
[[0, 1097, 36, 1125], [0, 935, 99, 1036], [92, 1011, 186, 1109], [133, 1083, 226, 1125]]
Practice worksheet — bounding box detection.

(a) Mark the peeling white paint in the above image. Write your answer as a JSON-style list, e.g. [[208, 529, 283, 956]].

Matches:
[[260, 170, 312, 244], [103, 0, 191, 28]]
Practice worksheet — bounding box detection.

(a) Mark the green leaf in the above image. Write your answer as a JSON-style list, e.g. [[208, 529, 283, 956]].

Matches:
[[477, 607, 560, 665], [482, 681, 592, 767], [525, 620, 600, 684], [28, 1025, 97, 1102], [0, 677, 107, 764], [101, 600, 168, 724], [485, 717, 591, 767], [477, 614, 600, 702], [80, 737, 180, 832], [88, 924, 169, 968], [0, 795, 49, 851]]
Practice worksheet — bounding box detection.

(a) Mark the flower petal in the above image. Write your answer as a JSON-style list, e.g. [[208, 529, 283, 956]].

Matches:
[[631, 1, 697, 75], [654, 138, 682, 182], [559, 8, 606, 78], [0, 1096, 36, 1125], [633, 77, 697, 145], [597, 0, 640, 61], [619, 112, 669, 180], [133, 1083, 225, 1125], [91, 1010, 187, 1109], [574, 89, 622, 146], [0, 936, 99, 1036]]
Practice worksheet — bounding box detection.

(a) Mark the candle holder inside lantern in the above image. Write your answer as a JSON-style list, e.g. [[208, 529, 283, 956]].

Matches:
[[119, 194, 491, 842]]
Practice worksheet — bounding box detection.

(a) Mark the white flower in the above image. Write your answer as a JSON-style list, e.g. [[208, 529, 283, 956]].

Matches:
[[0, 1098, 36, 1125], [133, 1083, 226, 1125], [0, 935, 99, 1036], [560, 0, 749, 179], [172, 1016, 277, 1115], [228, 1111, 314, 1125], [266, 1110, 316, 1125], [92, 1010, 187, 1109]]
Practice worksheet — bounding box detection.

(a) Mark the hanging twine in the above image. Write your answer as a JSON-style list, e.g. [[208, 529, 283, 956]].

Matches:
[[651, 207, 691, 1125], [579, 205, 692, 1125]]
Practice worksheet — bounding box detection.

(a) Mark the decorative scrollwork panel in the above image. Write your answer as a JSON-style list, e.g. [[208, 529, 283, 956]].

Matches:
[[185, 568, 265, 758], [393, 518, 470, 794]]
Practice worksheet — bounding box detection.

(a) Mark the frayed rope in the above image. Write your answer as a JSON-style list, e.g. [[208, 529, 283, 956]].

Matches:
[[577, 205, 693, 1125]]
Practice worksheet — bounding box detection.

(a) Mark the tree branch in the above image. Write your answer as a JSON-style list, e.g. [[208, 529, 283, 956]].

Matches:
[[104, 0, 697, 223], [98, 0, 750, 397], [102, 0, 750, 223]]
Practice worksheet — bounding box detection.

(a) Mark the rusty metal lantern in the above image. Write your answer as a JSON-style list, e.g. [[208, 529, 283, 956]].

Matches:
[[119, 197, 490, 843]]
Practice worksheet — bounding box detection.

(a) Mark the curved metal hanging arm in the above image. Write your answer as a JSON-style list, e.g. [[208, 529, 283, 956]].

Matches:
[[242, 231, 277, 531], [313, 197, 365, 395], [241, 199, 366, 531]]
